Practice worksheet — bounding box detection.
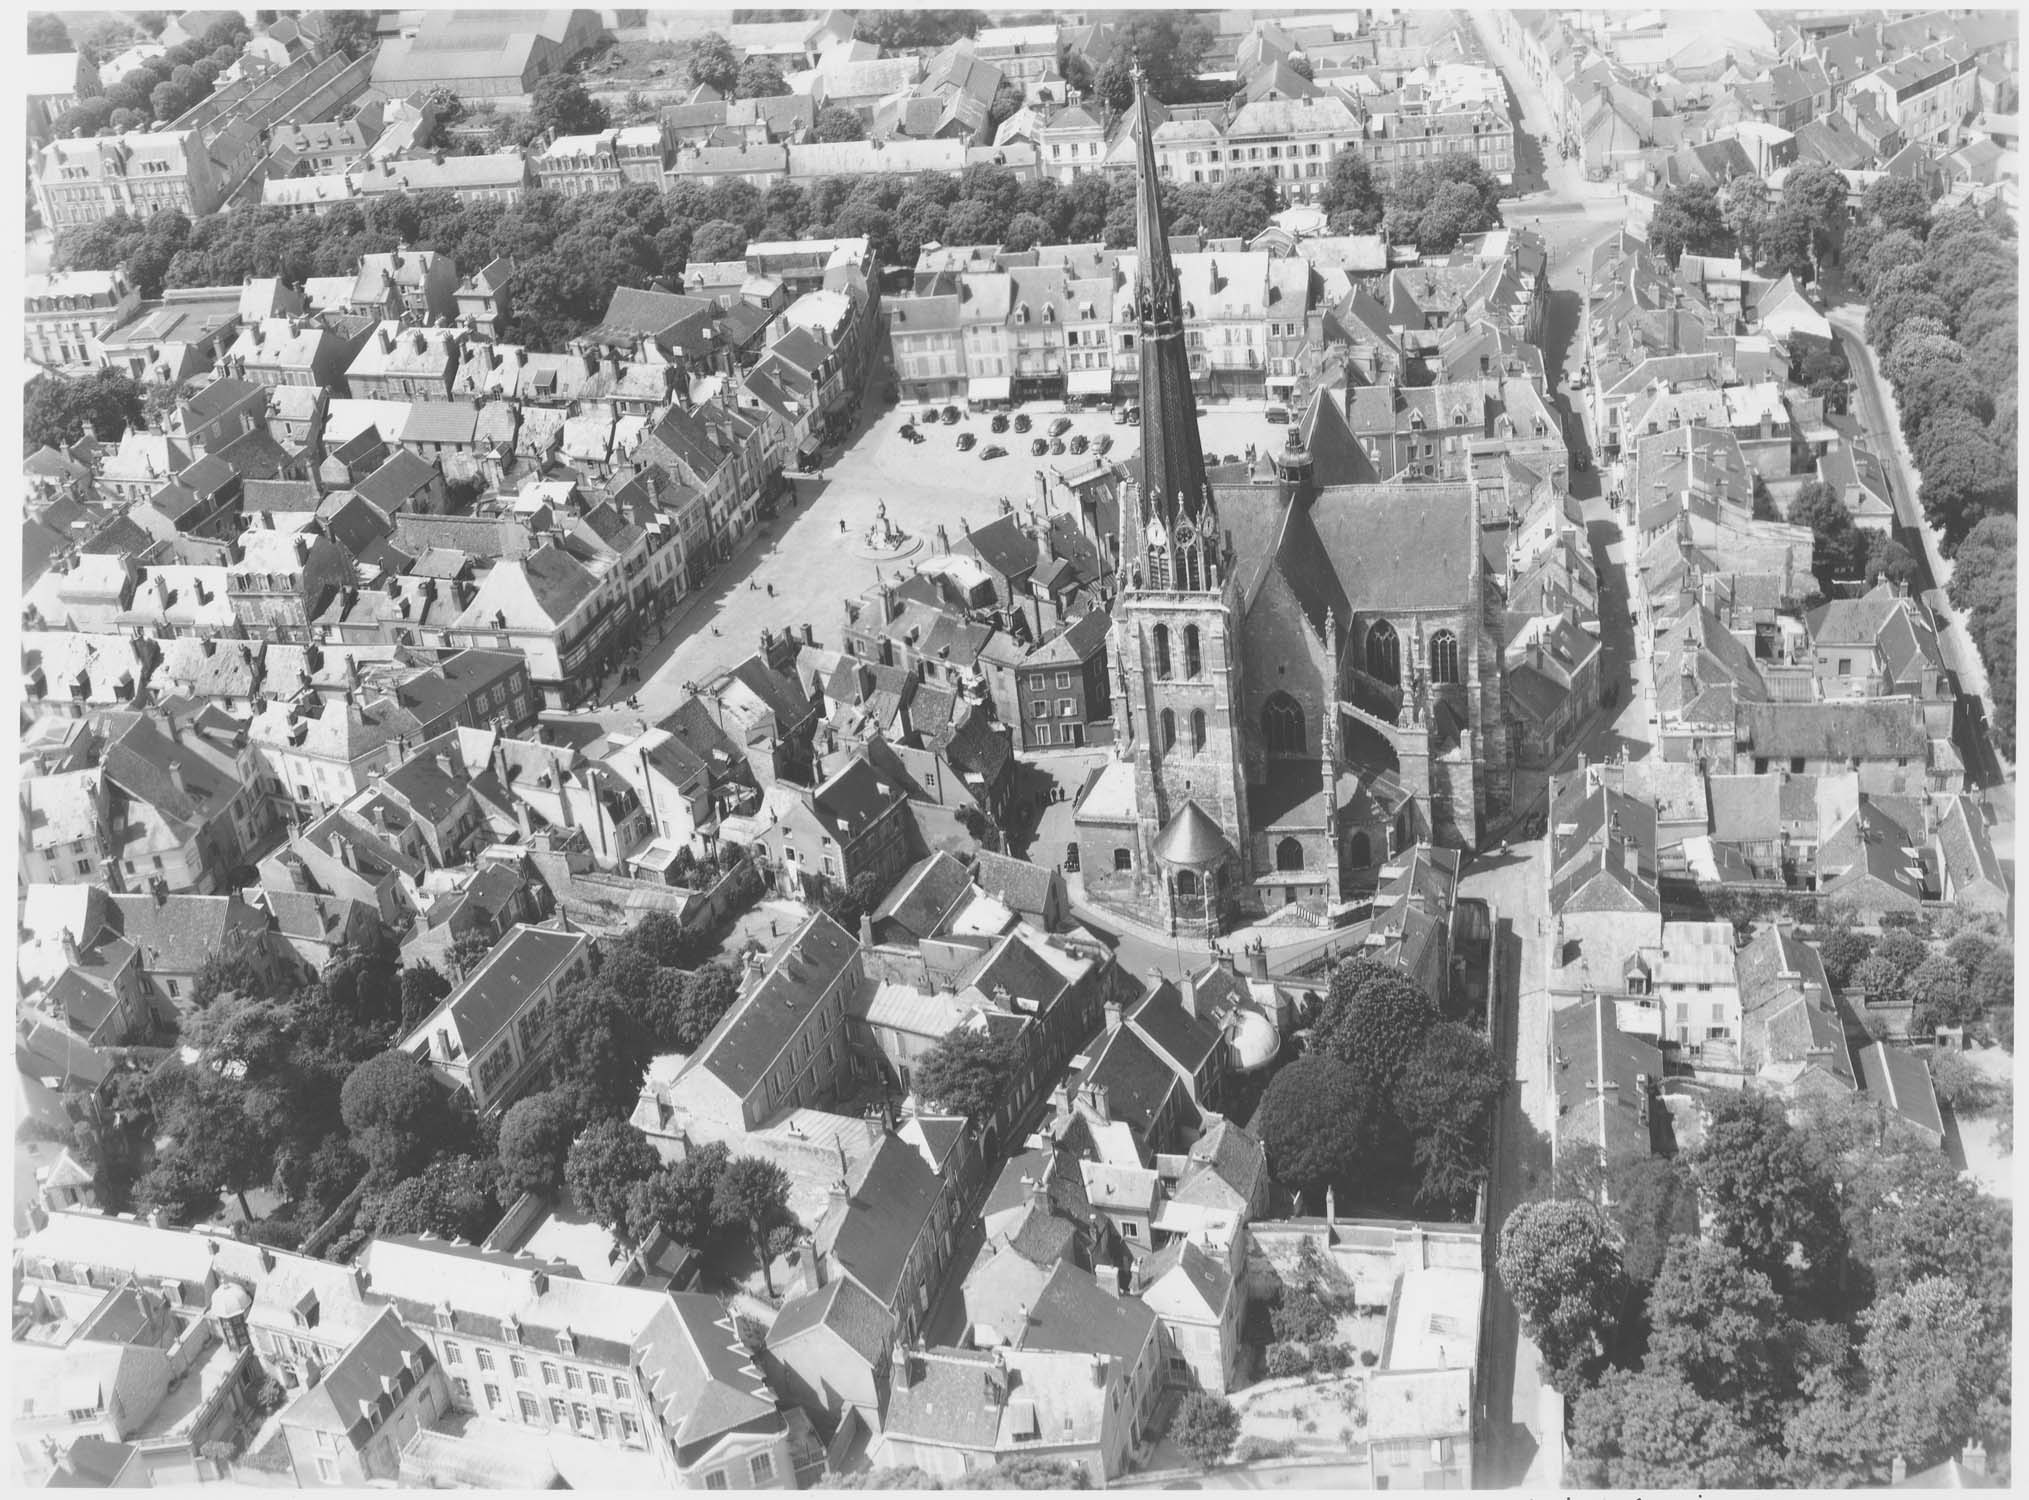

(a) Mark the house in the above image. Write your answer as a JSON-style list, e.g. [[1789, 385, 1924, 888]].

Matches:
[[1934, 795, 2011, 918], [25, 271, 141, 374], [748, 755, 917, 901], [1736, 923, 1857, 1096], [1552, 994, 1664, 1193], [277, 1307, 450, 1486], [1013, 608, 1114, 751], [970, 851, 1069, 932], [1857, 1041, 1946, 1148], [98, 705, 273, 895], [1817, 798, 1932, 917], [398, 923, 594, 1116], [874, 1343, 1134, 1484], [369, 10, 604, 107], [1547, 762, 1663, 994], [762, 1276, 894, 1442], [1136, 1237, 1244, 1394], [1366, 1271, 1477, 1489], [812, 1131, 968, 1348]]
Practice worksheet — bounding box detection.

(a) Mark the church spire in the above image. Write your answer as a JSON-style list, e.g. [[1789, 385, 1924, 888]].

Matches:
[[1129, 63, 1212, 541]]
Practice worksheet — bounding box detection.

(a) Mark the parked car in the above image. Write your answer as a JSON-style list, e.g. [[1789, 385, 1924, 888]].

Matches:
[[1014, 413, 1033, 433], [1265, 404, 1290, 424], [1050, 437, 1067, 455], [1070, 434, 1089, 454], [1096, 434, 1114, 455], [1125, 408, 1142, 426], [1031, 437, 1049, 456], [920, 407, 939, 423], [900, 422, 918, 441], [991, 413, 1009, 434], [1064, 841, 1080, 873], [942, 405, 961, 424], [957, 431, 977, 451], [1115, 405, 1138, 425], [980, 444, 1006, 460], [1049, 416, 1073, 437]]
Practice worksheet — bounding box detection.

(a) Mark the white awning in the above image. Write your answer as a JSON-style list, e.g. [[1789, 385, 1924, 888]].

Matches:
[[967, 376, 1011, 401], [1066, 368, 1114, 396]]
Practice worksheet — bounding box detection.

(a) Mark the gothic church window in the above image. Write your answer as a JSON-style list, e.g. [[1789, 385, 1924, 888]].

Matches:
[[1367, 619, 1401, 685], [1161, 709, 1176, 751], [1191, 709, 1207, 752], [1276, 837, 1304, 871], [1154, 625, 1172, 678], [1262, 693, 1305, 756], [1430, 630, 1460, 685], [1184, 625, 1202, 677]]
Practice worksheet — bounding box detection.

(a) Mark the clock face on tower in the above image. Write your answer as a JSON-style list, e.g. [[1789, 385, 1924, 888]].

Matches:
[[1173, 521, 1196, 548], [1146, 517, 1168, 549]]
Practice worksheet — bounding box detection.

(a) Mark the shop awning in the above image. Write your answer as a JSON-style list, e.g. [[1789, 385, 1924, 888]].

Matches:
[[1067, 368, 1114, 396], [968, 375, 1011, 401]]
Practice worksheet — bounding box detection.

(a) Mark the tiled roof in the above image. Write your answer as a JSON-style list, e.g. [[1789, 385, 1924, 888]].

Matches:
[[693, 911, 857, 1099]]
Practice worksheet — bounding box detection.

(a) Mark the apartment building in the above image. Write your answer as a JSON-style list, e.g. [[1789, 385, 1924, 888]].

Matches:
[[34, 131, 232, 232], [25, 270, 142, 375], [1845, 41, 1981, 145], [428, 542, 631, 710]]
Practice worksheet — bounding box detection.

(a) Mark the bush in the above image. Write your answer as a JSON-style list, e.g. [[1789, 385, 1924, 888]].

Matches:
[[1234, 1437, 1299, 1463], [1930, 1051, 1997, 1113], [1359, 1348, 1380, 1367], [1265, 1342, 1312, 1378]]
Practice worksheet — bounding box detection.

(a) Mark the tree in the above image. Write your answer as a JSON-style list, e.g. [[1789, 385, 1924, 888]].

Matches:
[[690, 218, 749, 263], [1642, 1240, 1790, 1430], [1971, 945, 2012, 1016], [1851, 954, 1905, 1007], [150, 1073, 271, 1224], [1759, 202, 1818, 282], [497, 1089, 584, 1201], [191, 948, 273, 1008], [955, 1457, 1094, 1489], [815, 104, 866, 142], [1601, 1155, 1701, 1287], [565, 1117, 663, 1235], [1860, 1276, 1998, 1467], [1287, 53, 1315, 81], [339, 1051, 446, 1184], [1719, 173, 1770, 264], [1863, 174, 1933, 238], [1394, 1021, 1503, 1212], [734, 53, 790, 99], [913, 1028, 1015, 1120], [1568, 1367, 1771, 1488], [449, 931, 497, 978], [672, 963, 743, 1051], [1872, 930, 1929, 981], [527, 72, 609, 139], [1002, 211, 1051, 251], [1312, 958, 1439, 1098], [625, 1142, 730, 1251], [1784, 161, 1852, 271], [1903, 953, 1974, 1032], [28, 14, 72, 52], [399, 963, 452, 1034], [1691, 1092, 1847, 1308], [1386, 157, 1503, 249], [23, 369, 145, 450], [1816, 929, 1873, 990], [1320, 148, 1384, 233], [1171, 1392, 1240, 1469], [1093, 12, 1216, 109], [1787, 479, 1868, 587], [986, 79, 1026, 138], [1255, 1055, 1371, 1207], [714, 1155, 793, 1295], [366, 1154, 500, 1241], [551, 981, 654, 1120], [689, 32, 740, 95], [1497, 1198, 1626, 1396], [1649, 181, 1728, 265], [1861, 228, 1927, 297]]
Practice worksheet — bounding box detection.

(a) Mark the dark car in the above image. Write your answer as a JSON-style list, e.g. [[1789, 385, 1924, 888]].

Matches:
[[1064, 841, 1080, 873], [1125, 408, 1142, 426], [1265, 404, 1290, 424], [1031, 437, 1049, 456], [1049, 416, 1073, 437], [1069, 434, 1089, 454], [991, 413, 1009, 434], [920, 407, 939, 423], [1115, 405, 1137, 425], [980, 444, 1006, 460], [1096, 434, 1114, 455], [1050, 437, 1067, 455], [899, 422, 918, 441], [957, 431, 977, 451], [1014, 413, 1033, 433], [941, 405, 961, 424]]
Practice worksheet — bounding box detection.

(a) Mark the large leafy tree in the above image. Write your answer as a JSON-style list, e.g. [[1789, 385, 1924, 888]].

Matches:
[[688, 32, 739, 94], [1171, 1392, 1240, 1469], [366, 1154, 500, 1242], [1320, 149, 1384, 233], [339, 1050, 448, 1184], [1093, 12, 1216, 109], [815, 104, 866, 142], [24, 369, 145, 451], [1312, 957, 1438, 1098], [1690, 1093, 1848, 1310], [625, 1142, 731, 1251], [1648, 181, 1729, 265], [1496, 1198, 1626, 1396], [1859, 1276, 2002, 1467], [913, 1028, 1015, 1121], [1602, 1155, 1701, 1287], [1394, 1021, 1503, 1212], [1255, 1055, 1371, 1208], [551, 979, 655, 1120], [526, 72, 609, 140], [1718, 173, 1769, 263], [736, 55, 791, 99], [714, 1156, 794, 1295], [497, 1088, 584, 1201], [1642, 1240, 1792, 1433], [1568, 1367, 1772, 1488], [565, 1117, 664, 1235]]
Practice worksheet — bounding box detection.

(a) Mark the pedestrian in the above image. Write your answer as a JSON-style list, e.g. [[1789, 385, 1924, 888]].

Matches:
[[839, 518, 847, 534]]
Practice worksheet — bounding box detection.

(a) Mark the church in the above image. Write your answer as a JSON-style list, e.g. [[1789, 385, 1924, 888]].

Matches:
[[1074, 74, 1519, 936]]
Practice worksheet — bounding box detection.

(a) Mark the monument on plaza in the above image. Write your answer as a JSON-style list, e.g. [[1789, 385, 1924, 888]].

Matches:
[[1073, 69, 1513, 937]]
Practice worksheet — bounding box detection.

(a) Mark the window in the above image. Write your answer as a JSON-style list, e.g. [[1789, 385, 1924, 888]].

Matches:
[[474, 1350, 494, 1372], [1429, 630, 1460, 686], [1262, 692, 1305, 755], [551, 1398, 568, 1423], [1184, 624, 1202, 676], [519, 1393, 541, 1423], [565, 1368, 583, 1391], [1058, 698, 1075, 717], [751, 1453, 777, 1483], [588, 1374, 608, 1397], [705, 1473, 729, 1491], [1153, 624, 1172, 678], [453, 1378, 471, 1402], [167, 979, 181, 997], [620, 1413, 640, 1442], [573, 1402, 592, 1430], [484, 1384, 501, 1409], [1160, 708, 1176, 751], [1276, 837, 1305, 872], [1366, 618, 1401, 685], [317, 1457, 337, 1483], [1035, 722, 1052, 745], [1031, 699, 1050, 718], [510, 1355, 528, 1380], [1114, 847, 1133, 872], [1056, 671, 1071, 689], [443, 1342, 462, 1365], [1190, 708, 1207, 752]]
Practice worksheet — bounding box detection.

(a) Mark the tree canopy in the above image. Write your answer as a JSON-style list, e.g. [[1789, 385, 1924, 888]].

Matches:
[[497, 1088, 584, 1201], [1255, 1054, 1371, 1205], [913, 1028, 1016, 1121], [1497, 1198, 1626, 1396]]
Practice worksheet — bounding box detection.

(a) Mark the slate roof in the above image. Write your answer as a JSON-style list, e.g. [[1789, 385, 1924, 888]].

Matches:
[[1858, 1041, 1944, 1140], [1735, 700, 1928, 761], [440, 924, 585, 1056], [969, 852, 1055, 919], [281, 1306, 436, 1449], [821, 1133, 942, 1309], [694, 912, 857, 1099], [765, 1276, 892, 1366]]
